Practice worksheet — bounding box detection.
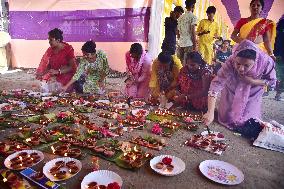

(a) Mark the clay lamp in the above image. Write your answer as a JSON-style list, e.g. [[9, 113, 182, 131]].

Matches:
[[87, 182, 98, 189], [98, 185, 107, 189], [54, 145, 69, 156], [31, 154, 41, 163], [103, 150, 115, 157], [66, 161, 77, 169], [72, 140, 82, 146], [94, 146, 105, 153], [17, 152, 29, 158], [23, 158, 34, 167], [54, 161, 65, 169], [49, 166, 60, 175], [10, 162, 24, 169], [18, 125, 31, 132], [30, 152, 38, 158], [53, 170, 67, 180], [165, 164, 174, 172], [86, 142, 96, 149], [67, 148, 81, 158], [25, 137, 40, 146], [68, 165, 79, 174], [131, 159, 143, 168], [16, 144, 29, 151], [10, 156, 22, 164]]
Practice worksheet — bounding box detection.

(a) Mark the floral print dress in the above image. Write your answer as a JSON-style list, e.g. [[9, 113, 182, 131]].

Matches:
[[73, 50, 109, 93]]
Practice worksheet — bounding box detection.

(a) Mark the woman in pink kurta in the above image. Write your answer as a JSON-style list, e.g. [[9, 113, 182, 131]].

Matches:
[[203, 40, 276, 129], [125, 43, 152, 98]]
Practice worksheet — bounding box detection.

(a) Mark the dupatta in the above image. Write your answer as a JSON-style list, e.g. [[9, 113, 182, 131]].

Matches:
[[228, 40, 275, 125]]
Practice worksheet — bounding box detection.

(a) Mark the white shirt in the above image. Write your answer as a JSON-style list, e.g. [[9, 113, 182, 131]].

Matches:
[[177, 11, 198, 47]]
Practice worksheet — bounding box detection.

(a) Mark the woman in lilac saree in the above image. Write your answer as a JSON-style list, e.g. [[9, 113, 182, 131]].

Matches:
[[203, 40, 276, 129]]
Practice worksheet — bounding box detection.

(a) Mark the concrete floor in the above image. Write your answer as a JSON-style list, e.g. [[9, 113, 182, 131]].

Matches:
[[0, 71, 283, 189]]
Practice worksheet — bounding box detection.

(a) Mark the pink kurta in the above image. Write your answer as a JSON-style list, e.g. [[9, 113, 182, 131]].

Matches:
[[125, 51, 152, 99], [209, 40, 277, 129]]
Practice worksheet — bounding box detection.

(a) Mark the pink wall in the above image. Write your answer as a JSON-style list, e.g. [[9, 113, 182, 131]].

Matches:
[[11, 40, 147, 72]]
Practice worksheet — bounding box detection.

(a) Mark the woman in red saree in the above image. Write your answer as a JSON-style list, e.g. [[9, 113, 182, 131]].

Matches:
[[174, 52, 213, 111], [36, 28, 77, 90], [231, 0, 276, 60]]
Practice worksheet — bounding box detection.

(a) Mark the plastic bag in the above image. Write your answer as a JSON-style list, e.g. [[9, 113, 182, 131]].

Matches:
[[253, 120, 284, 153], [40, 80, 62, 93]]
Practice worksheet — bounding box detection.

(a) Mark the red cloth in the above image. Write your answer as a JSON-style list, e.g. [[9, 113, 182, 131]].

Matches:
[[36, 42, 77, 85], [235, 18, 249, 30], [235, 18, 270, 35]]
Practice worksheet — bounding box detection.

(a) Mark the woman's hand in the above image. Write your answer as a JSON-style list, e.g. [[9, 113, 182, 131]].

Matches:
[[173, 94, 187, 104], [62, 85, 68, 92], [240, 76, 265, 86], [49, 69, 60, 76], [203, 111, 214, 126]]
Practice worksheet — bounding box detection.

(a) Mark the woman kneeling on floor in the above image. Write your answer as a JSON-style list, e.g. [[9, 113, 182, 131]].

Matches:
[[36, 28, 77, 91], [149, 51, 182, 101], [203, 40, 276, 129], [63, 40, 109, 93], [174, 52, 213, 111]]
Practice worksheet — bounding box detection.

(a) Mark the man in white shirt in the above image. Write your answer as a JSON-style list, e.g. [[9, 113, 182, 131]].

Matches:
[[177, 0, 197, 65]]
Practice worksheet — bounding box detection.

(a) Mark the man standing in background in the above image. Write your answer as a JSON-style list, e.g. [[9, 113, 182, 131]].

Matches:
[[161, 6, 184, 55], [177, 0, 197, 64], [197, 6, 219, 65]]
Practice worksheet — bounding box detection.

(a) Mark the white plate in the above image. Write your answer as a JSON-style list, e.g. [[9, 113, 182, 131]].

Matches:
[[113, 102, 129, 110], [131, 109, 149, 117], [81, 170, 123, 189], [72, 99, 90, 106], [201, 131, 225, 141], [42, 96, 58, 102], [150, 155, 185, 176], [43, 157, 82, 182], [199, 160, 244, 185], [28, 92, 51, 98], [4, 150, 44, 170], [58, 93, 69, 97], [130, 101, 146, 108], [95, 100, 110, 105]]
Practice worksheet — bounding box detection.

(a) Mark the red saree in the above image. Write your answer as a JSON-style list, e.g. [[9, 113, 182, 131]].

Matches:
[[36, 42, 77, 85]]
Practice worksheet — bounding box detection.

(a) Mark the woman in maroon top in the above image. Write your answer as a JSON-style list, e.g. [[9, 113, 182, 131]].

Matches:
[[36, 28, 77, 89]]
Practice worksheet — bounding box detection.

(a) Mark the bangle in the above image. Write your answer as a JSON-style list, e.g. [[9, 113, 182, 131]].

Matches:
[[269, 53, 275, 57], [58, 69, 61, 75], [185, 95, 188, 101]]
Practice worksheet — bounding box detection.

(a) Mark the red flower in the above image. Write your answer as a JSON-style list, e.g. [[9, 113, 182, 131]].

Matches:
[[162, 157, 172, 165], [107, 182, 120, 189], [151, 124, 162, 135], [57, 112, 68, 119]]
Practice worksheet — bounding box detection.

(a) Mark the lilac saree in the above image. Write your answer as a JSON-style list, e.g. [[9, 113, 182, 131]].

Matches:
[[209, 40, 277, 128]]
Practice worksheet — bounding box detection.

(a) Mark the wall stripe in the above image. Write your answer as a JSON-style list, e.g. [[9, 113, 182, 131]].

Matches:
[[9, 7, 150, 42], [221, 0, 241, 26]]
